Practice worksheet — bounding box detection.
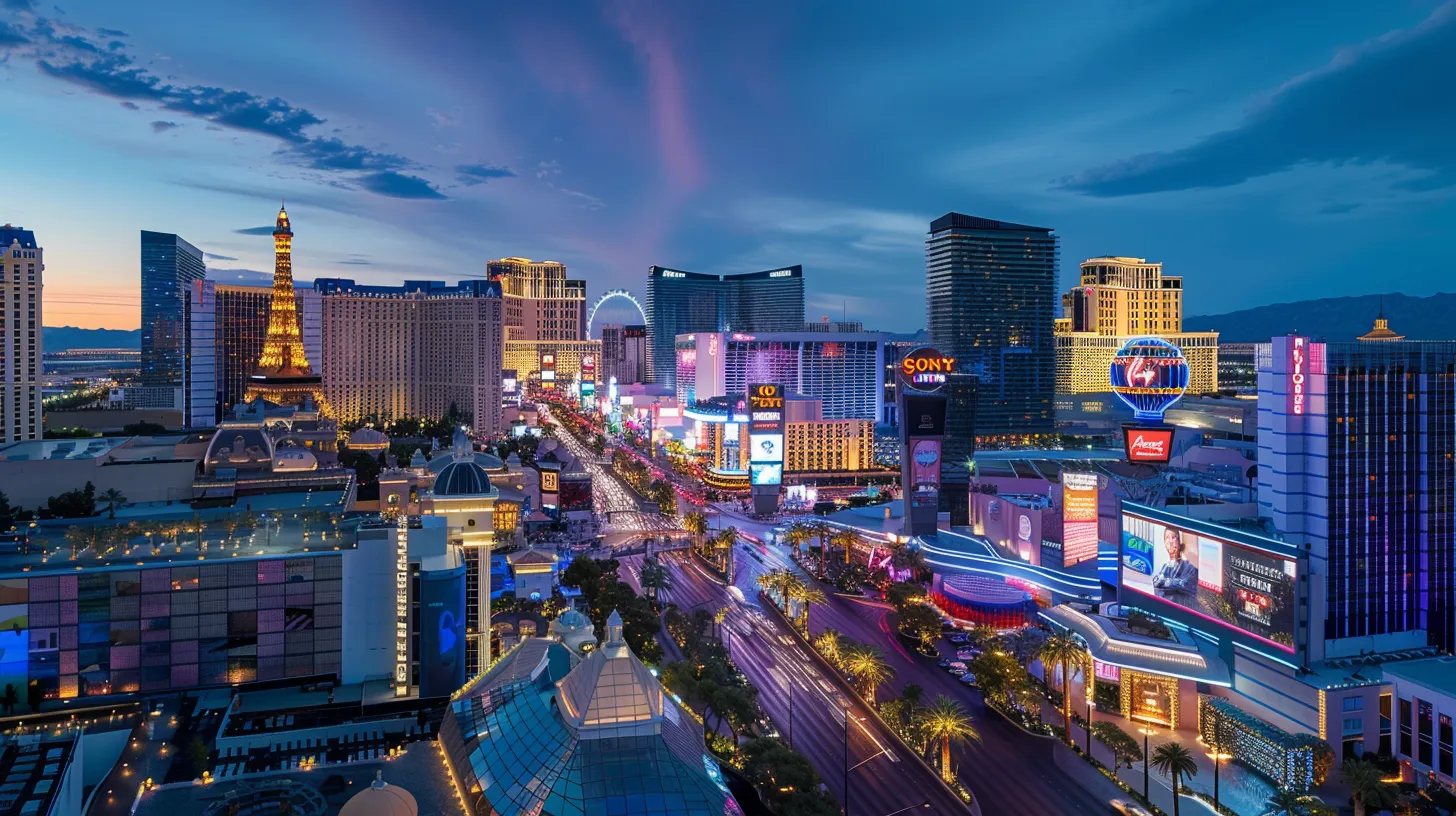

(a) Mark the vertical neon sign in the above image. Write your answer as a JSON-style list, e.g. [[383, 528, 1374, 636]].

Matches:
[[395, 516, 409, 696], [1288, 336, 1308, 417]]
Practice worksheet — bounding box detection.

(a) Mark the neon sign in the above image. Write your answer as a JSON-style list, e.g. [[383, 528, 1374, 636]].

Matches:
[[1109, 337, 1189, 421], [395, 516, 409, 696], [899, 347, 956, 393], [1288, 336, 1307, 416]]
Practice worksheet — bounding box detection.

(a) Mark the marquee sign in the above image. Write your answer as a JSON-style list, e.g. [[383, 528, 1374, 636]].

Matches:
[[899, 346, 956, 393]]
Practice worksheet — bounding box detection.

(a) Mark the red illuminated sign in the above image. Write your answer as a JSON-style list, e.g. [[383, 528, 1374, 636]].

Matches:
[[899, 347, 955, 392], [1124, 427, 1174, 464]]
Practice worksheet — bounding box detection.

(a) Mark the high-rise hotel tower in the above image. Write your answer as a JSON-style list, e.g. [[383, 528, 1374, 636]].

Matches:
[[1, 225, 42, 443]]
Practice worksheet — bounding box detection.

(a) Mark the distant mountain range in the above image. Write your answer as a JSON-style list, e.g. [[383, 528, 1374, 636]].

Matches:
[[1186, 293, 1456, 343], [43, 326, 141, 351]]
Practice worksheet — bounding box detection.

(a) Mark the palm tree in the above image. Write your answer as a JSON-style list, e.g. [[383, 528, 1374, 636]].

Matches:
[[815, 628, 846, 667], [783, 522, 812, 563], [64, 525, 95, 560], [843, 645, 892, 704], [967, 623, 1000, 650], [889, 540, 927, 577], [1341, 757, 1399, 816], [755, 569, 792, 614], [916, 695, 980, 783], [683, 511, 708, 554], [810, 521, 833, 575], [640, 556, 672, 604], [1150, 742, 1199, 816], [787, 583, 826, 630], [1037, 632, 1086, 745], [1260, 789, 1335, 816], [714, 526, 739, 572], [831, 528, 858, 566], [98, 488, 126, 519]]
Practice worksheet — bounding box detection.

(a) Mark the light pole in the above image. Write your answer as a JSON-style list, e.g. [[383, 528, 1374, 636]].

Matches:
[[881, 802, 931, 816], [1207, 745, 1232, 810], [1085, 697, 1094, 756], [788, 684, 794, 750], [842, 706, 887, 816], [1138, 726, 1156, 801]]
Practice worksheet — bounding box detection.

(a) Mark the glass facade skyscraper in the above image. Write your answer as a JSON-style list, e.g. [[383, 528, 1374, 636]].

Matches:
[[645, 265, 804, 388], [925, 213, 1057, 438], [140, 231, 205, 390]]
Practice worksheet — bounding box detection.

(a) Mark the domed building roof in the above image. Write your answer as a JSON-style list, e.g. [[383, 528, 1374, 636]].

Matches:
[[431, 427, 497, 498], [339, 771, 417, 816], [434, 459, 494, 497], [549, 602, 598, 656], [348, 426, 390, 451]]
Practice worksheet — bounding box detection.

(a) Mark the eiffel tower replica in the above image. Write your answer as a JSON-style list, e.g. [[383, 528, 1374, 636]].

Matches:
[[244, 203, 327, 412]]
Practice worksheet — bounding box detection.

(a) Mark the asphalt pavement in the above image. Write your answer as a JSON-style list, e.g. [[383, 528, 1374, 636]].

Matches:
[[626, 549, 971, 816]]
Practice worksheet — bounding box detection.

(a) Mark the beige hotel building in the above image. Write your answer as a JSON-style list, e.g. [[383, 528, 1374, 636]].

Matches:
[[1055, 256, 1218, 395]]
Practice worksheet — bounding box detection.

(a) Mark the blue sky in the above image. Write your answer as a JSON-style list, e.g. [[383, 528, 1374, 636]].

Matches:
[[3, 0, 1452, 331]]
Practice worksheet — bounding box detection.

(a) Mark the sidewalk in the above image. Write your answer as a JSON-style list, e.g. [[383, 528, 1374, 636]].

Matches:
[[1040, 695, 1280, 816]]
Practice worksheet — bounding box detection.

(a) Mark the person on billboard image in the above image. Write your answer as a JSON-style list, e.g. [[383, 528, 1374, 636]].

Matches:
[[1152, 527, 1198, 604]]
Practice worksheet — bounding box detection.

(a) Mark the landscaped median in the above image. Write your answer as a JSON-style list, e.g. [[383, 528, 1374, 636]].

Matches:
[[756, 590, 981, 816]]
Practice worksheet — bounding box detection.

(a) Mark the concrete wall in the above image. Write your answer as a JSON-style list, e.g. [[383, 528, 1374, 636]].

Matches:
[[342, 529, 397, 685]]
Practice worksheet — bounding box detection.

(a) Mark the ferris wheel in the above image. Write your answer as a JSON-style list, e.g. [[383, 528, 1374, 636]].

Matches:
[[587, 289, 647, 336]]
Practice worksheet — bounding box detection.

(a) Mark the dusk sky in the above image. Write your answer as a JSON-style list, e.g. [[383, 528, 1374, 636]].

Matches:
[[3, 0, 1452, 332]]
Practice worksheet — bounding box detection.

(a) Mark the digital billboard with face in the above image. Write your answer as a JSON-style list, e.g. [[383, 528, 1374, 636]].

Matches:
[[1121, 511, 1298, 652]]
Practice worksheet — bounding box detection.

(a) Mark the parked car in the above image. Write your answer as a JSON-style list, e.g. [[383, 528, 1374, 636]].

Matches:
[[946, 633, 968, 644], [1111, 800, 1154, 816], [956, 647, 981, 661], [937, 658, 952, 669], [959, 673, 978, 686], [947, 661, 967, 676]]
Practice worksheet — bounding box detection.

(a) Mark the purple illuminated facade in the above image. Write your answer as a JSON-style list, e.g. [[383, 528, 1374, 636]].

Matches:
[[674, 330, 885, 421]]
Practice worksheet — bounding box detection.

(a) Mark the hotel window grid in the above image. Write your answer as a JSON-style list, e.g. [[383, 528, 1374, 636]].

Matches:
[[1325, 342, 1456, 651], [926, 214, 1056, 436]]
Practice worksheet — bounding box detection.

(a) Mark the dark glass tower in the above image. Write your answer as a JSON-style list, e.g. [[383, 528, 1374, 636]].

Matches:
[[925, 213, 1057, 439], [1325, 340, 1456, 652], [723, 266, 804, 332], [140, 230, 205, 389], [645, 265, 805, 389]]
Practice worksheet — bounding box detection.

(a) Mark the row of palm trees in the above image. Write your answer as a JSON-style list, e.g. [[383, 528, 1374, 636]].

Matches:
[[781, 521, 858, 577], [683, 512, 739, 575], [756, 568, 826, 630]]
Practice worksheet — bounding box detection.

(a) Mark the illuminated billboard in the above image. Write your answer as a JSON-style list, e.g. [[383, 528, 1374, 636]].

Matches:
[[1121, 510, 1298, 652], [1123, 426, 1174, 464], [541, 352, 556, 386], [909, 439, 941, 509], [899, 346, 956, 393], [747, 383, 785, 486], [1061, 472, 1099, 567], [1109, 337, 1189, 421]]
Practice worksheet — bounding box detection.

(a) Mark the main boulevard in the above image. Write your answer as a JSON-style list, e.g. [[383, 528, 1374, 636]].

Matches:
[[547, 406, 1127, 815]]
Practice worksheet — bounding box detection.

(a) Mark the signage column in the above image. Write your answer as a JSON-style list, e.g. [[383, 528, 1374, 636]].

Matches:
[[898, 347, 953, 537], [747, 383, 785, 516], [394, 515, 410, 697]]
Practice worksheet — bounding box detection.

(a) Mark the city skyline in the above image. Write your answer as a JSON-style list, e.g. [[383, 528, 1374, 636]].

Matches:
[[5, 1, 1452, 332]]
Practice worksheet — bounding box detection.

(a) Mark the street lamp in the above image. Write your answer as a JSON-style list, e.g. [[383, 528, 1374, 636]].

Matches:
[[1207, 745, 1232, 810], [1085, 697, 1095, 756], [1138, 726, 1157, 801]]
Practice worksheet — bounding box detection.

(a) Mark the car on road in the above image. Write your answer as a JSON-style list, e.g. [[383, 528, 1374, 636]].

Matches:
[[1110, 800, 1154, 816], [959, 673, 978, 686], [937, 658, 952, 669], [946, 633, 968, 644]]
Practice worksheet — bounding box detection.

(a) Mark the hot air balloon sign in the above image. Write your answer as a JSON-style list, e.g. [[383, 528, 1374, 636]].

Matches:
[[1110, 337, 1189, 421]]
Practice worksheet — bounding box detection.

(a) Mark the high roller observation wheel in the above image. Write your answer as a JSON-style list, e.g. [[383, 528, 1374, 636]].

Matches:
[[587, 289, 647, 336]]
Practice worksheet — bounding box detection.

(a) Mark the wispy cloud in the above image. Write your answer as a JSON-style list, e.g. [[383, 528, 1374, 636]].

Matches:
[[149, 120, 178, 132], [234, 226, 275, 235], [1061, 2, 1456, 197], [456, 163, 516, 185], [426, 106, 460, 127], [203, 252, 237, 261], [358, 171, 446, 200], [3, 14, 447, 199], [730, 197, 927, 252]]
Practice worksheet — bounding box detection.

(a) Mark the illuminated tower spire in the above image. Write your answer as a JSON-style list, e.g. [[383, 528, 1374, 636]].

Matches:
[[245, 203, 326, 411]]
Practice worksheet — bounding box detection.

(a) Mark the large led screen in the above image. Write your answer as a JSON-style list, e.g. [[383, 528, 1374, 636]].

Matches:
[[1121, 511, 1297, 651]]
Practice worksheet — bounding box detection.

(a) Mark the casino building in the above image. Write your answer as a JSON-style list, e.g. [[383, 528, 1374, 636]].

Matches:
[[673, 330, 885, 422]]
